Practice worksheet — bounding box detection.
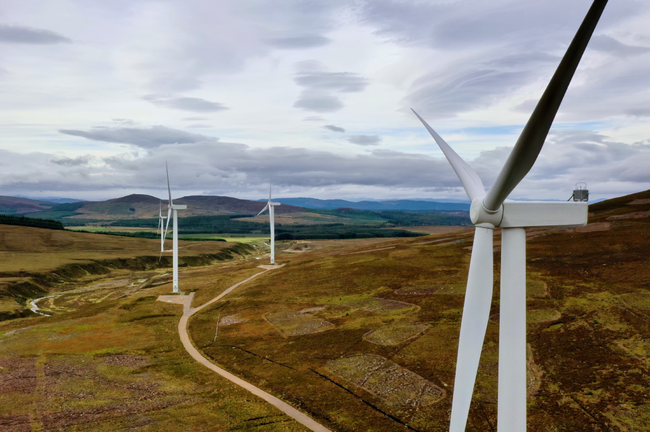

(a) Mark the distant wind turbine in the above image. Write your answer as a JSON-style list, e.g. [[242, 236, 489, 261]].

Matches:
[[257, 182, 281, 265], [162, 162, 187, 294], [157, 201, 167, 259], [412, 1, 607, 431]]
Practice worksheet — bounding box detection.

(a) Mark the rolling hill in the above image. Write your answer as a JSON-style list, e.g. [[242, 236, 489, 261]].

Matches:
[[0, 196, 56, 214], [24, 194, 306, 221], [274, 197, 471, 211]]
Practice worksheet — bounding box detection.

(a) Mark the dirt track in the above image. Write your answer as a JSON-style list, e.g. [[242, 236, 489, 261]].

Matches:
[[158, 266, 331, 432]]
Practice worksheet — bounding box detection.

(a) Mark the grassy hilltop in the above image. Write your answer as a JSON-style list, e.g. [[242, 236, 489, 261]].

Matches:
[[0, 191, 649, 430]]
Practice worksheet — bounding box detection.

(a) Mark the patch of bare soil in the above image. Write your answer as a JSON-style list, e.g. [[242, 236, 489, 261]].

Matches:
[[220, 314, 249, 326], [265, 310, 335, 336], [627, 199, 650, 205], [346, 298, 418, 313], [363, 323, 430, 346], [325, 354, 445, 410], [606, 210, 650, 221], [575, 222, 612, 232]]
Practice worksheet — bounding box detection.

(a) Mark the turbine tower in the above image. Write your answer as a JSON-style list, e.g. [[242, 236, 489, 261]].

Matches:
[[257, 182, 281, 265], [162, 162, 187, 294], [412, 1, 607, 431]]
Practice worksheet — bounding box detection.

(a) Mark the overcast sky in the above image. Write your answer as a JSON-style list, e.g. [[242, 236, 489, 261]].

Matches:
[[1, 0, 649, 202]]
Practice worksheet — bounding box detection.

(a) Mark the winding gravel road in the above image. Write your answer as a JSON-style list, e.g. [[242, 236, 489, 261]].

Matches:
[[158, 266, 331, 432]]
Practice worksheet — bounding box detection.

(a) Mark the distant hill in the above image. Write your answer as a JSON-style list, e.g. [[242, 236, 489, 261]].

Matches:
[[273, 197, 471, 211], [25, 194, 306, 221], [15, 196, 84, 204], [0, 196, 56, 214]]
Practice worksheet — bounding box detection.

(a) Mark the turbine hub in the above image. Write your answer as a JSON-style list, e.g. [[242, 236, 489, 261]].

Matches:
[[470, 198, 503, 227]]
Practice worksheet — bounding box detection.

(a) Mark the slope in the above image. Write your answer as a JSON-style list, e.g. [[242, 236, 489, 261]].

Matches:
[[0, 196, 56, 214]]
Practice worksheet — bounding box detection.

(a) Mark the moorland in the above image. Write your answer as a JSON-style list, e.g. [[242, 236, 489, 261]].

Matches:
[[0, 190, 649, 431]]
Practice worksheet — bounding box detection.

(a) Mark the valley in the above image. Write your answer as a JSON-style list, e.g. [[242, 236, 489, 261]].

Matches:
[[1, 191, 649, 430]]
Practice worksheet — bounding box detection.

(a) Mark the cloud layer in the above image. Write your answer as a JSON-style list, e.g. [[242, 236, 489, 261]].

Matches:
[[0, 24, 70, 44], [59, 126, 214, 148]]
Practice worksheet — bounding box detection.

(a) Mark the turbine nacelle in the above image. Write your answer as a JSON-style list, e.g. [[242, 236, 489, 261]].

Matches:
[[470, 199, 587, 228]]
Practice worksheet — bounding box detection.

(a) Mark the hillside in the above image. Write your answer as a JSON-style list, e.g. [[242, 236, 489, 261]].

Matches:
[[182, 189, 650, 431], [276, 197, 471, 211], [25, 193, 306, 221], [0, 196, 56, 214], [1, 190, 649, 430]]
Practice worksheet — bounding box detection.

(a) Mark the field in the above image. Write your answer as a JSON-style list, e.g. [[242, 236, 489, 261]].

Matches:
[[1, 190, 650, 431]]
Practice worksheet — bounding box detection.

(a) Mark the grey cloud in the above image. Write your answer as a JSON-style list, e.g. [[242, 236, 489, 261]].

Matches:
[[59, 126, 214, 148], [467, 129, 650, 198], [590, 35, 650, 57], [0, 24, 71, 44], [408, 69, 531, 118], [293, 93, 343, 113], [303, 116, 325, 121], [50, 155, 93, 166], [294, 71, 369, 93], [347, 135, 382, 146], [2, 129, 649, 201], [268, 35, 331, 49], [293, 60, 327, 72], [145, 96, 228, 112], [112, 118, 135, 125], [293, 71, 369, 113], [360, 0, 640, 50], [183, 116, 209, 121], [323, 124, 345, 133]]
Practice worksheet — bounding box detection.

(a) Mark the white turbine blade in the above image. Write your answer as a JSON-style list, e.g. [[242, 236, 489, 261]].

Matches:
[[411, 109, 485, 201], [166, 161, 173, 207], [269, 181, 272, 202], [164, 207, 172, 240], [483, 0, 608, 211], [157, 216, 161, 235], [449, 226, 494, 432], [257, 203, 269, 217]]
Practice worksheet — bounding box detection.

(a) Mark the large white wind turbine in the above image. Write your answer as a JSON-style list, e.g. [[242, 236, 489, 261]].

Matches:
[[162, 163, 187, 294], [412, 1, 607, 431], [257, 182, 281, 265]]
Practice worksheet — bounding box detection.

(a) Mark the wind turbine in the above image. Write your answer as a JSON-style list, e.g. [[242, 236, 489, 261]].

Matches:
[[412, 1, 607, 431], [162, 162, 187, 294], [257, 182, 281, 265], [157, 201, 167, 258]]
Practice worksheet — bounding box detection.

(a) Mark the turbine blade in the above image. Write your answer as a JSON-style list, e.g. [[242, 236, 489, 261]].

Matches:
[[157, 216, 161, 235], [449, 226, 494, 432], [411, 109, 485, 201], [257, 203, 269, 217], [269, 181, 272, 202], [164, 207, 172, 241], [166, 161, 173, 207], [483, 0, 608, 211]]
